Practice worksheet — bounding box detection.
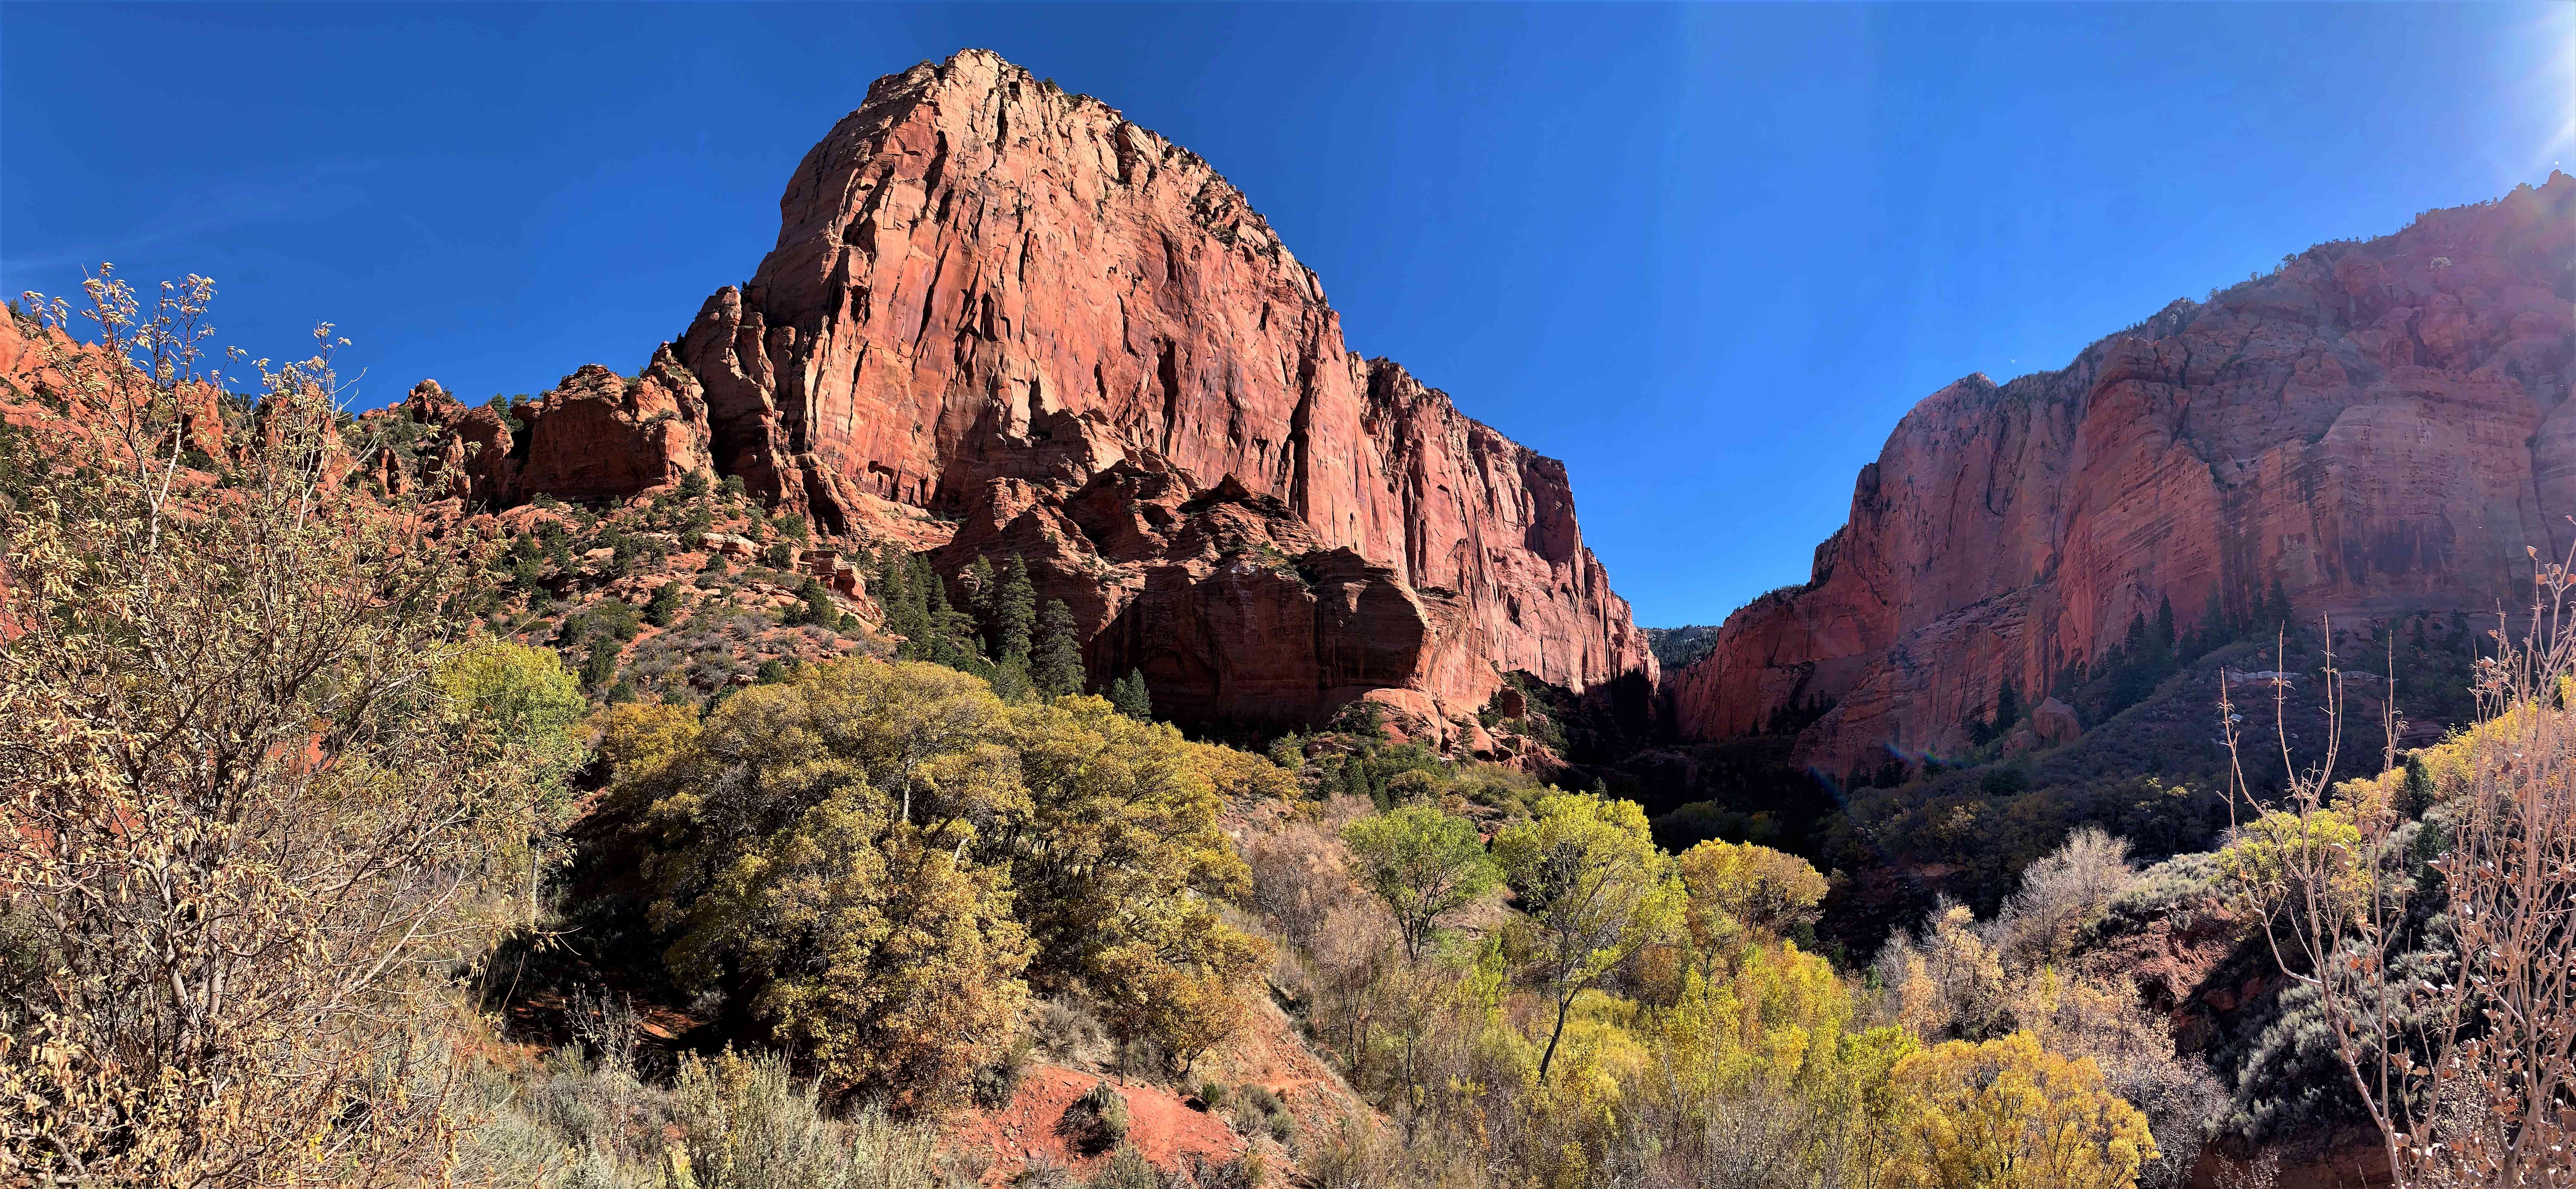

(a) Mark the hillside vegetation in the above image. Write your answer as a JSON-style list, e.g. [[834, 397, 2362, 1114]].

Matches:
[[5, 278, 2568, 1189]]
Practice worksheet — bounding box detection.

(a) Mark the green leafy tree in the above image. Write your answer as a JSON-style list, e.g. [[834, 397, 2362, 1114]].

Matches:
[[1493, 792, 1684, 1079], [1032, 599, 1085, 697], [1341, 805, 1499, 961], [638, 667, 1030, 1112]]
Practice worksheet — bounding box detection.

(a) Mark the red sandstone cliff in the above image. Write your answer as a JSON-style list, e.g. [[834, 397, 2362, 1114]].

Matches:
[[1668, 176, 2576, 775], [413, 49, 1652, 731]]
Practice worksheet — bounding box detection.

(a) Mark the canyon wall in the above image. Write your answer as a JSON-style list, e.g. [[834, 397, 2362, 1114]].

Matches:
[[414, 48, 1653, 731], [1668, 176, 2576, 775]]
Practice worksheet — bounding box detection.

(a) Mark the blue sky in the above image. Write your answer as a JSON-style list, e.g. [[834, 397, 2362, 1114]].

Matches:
[[4, 4, 2569, 627]]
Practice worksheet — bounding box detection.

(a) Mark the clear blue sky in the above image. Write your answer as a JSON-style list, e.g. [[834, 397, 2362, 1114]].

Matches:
[[5, 4, 2568, 627]]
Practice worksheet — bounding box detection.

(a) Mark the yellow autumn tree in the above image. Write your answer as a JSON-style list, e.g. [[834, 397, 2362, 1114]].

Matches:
[[1494, 792, 1685, 1080], [1879, 1031, 2156, 1189], [1675, 837, 1828, 964]]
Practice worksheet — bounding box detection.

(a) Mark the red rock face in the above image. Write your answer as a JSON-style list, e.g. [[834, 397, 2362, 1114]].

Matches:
[[422, 49, 1652, 730], [399, 345, 715, 507], [1669, 176, 2576, 776], [656, 49, 1651, 726]]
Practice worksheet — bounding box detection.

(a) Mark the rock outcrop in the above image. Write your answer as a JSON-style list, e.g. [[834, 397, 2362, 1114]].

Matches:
[[413, 48, 1653, 731], [1668, 176, 2576, 775]]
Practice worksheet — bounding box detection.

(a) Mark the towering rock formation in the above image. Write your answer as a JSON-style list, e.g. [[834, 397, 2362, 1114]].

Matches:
[[1667, 176, 2576, 775], [414, 49, 1653, 731]]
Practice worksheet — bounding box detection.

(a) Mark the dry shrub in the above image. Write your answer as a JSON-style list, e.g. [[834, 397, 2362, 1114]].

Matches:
[[1056, 1081, 1130, 1156], [1992, 825, 2136, 969], [2224, 579, 2576, 1186], [452, 1043, 964, 1189], [0, 274, 543, 1185], [1245, 821, 1357, 953]]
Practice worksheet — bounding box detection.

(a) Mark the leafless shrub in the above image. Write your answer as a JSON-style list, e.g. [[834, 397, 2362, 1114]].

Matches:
[[0, 272, 541, 1185], [1992, 826, 2136, 970], [1244, 822, 1354, 952], [2224, 568, 2576, 1186]]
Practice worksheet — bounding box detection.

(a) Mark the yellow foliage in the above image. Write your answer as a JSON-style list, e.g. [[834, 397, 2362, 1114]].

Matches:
[[1879, 1032, 2156, 1189], [1675, 837, 1828, 956]]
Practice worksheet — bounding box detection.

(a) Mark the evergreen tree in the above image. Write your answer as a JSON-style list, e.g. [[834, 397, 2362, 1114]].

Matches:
[[2267, 576, 2294, 636], [1341, 757, 1370, 803], [645, 580, 685, 628], [1994, 679, 2022, 731], [962, 555, 998, 643], [996, 556, 1037, 667], [1109, 669, 1152, 720], [792, 577, 841, 630], [919, 557, 982, 671], [2189, 586, 2229, 660], [580, 642, 619, 690], [2154, 594, 2176, 652], [1032, 599, 1085, 697], [874, 545, 930, 660]]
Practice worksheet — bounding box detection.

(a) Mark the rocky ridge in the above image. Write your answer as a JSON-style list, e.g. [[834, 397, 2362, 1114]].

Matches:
[[404, 48, 1652, 736], [1667, 175, 2576, 775]]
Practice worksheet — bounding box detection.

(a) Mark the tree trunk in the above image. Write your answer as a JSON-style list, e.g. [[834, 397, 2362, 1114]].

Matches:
[[1538, 993, 1572, 1080]]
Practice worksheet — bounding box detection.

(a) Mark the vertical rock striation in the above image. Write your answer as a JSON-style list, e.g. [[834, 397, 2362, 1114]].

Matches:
[[413, 48, 1652, 731], [1667, 176, 2576, 776]]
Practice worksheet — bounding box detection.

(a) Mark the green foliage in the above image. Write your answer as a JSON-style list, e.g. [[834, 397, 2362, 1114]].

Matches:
[[1342, 805, 1500, 960], [1108, 668, 1152, 720], [995, 556, 1036, 668], [1643, 624, 1721, 669], [615, 660, 1271, 1101], [790, 576, 842, 630], [645, 580, 685, 627], [1032, 600, 1085, 698], [677, 469, 711, 500], [580, 640, 621, 690]]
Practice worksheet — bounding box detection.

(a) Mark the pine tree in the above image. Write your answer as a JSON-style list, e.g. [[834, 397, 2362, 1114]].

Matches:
[[581, 642, 619, 689], [997, 556, 1037, 667], [1994, 679, 2021, 731], [919, 557, 982, 670], [1032, 599, 1085, 697], [2267, 576, 2294, 636], [962, 555, 998, 645], [875, 545, 930, 660], [645, 580, 684, 628], [2155, 594, 2176, 652], [1110, 668, 1152, 720], [2190, 586, 2228, 660]]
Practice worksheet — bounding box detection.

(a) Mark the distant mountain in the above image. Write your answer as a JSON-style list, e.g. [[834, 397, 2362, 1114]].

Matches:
[[1643, 624, 1720, 669]]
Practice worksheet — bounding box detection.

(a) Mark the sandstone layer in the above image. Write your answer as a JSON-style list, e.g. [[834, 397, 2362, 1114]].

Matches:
[[1667, 177, 2576, 775], [411, 49, 1653, 730]]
